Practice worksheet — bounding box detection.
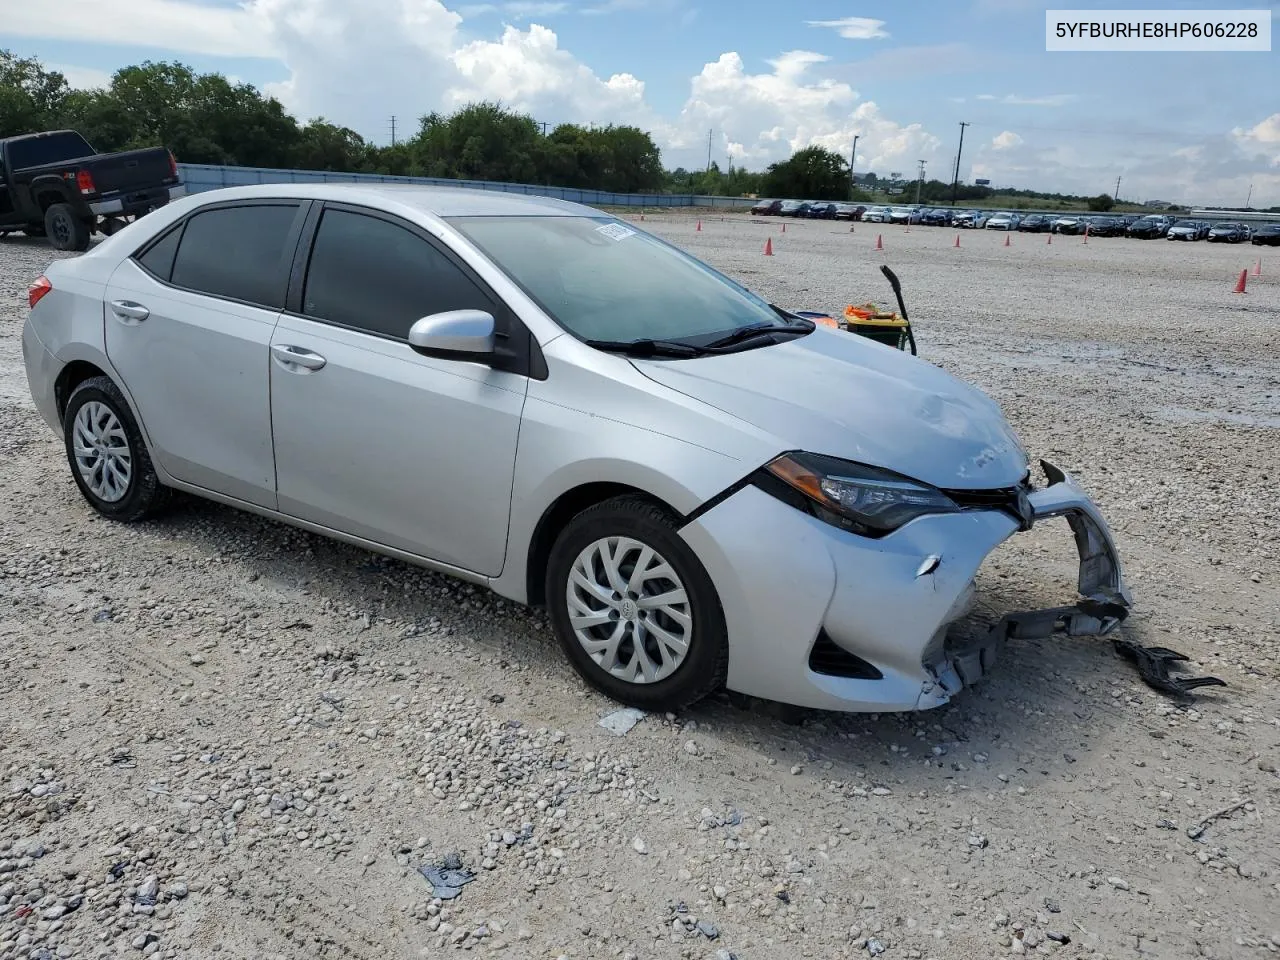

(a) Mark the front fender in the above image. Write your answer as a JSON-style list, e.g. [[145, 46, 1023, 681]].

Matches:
[[489, 391, 754, 604]]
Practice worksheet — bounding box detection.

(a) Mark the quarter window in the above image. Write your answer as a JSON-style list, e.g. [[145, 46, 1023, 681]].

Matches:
[[301, 209, 495, 339], [135, 224, 183, 282], [169, 204, 300, 309]]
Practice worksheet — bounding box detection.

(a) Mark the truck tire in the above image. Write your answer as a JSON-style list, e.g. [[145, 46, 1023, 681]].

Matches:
[[45, 203, 91, 252]]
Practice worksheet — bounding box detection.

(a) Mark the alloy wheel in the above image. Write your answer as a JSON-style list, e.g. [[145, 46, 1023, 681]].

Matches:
[[566, 536, 693, 684], [72, 401, 132, 502]]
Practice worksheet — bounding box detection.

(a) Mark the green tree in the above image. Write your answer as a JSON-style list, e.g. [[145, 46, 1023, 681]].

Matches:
[[410, 103, 544, 183], [1087, 193, 1115, 212], [294, 119, 369, 171], [592, 124, 664, 193], [761, 146, 850, 200], [0, 50, 71, 138]]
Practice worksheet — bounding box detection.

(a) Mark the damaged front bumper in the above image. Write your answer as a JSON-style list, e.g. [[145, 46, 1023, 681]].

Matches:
[[679, 458, 1134, 713], [921, 460, 1133, 707]]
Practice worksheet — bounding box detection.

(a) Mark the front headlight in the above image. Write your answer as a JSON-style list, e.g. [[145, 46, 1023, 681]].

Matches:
[[760, 452, 959, 536]]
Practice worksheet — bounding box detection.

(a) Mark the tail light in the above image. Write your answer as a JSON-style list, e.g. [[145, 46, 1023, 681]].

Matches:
[[76, 169, 96, 195], [168, 151, 178, 177], [28, 276, 52, 310]]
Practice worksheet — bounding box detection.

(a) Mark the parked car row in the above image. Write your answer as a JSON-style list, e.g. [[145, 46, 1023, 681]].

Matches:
[[748, 199, 1280, 242], [751, 199, 866, 220]]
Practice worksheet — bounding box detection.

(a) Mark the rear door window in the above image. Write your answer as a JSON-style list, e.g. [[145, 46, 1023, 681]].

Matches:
[[300, 208, 496, 340], [169, 204, 300, 309]]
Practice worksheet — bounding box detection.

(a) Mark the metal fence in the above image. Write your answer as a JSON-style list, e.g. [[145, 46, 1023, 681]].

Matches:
[[176, 164, 757, 210]]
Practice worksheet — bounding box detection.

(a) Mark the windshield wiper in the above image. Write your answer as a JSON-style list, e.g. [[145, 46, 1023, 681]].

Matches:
[[702, 319, 814, 350], [583, 338, 709, 358]]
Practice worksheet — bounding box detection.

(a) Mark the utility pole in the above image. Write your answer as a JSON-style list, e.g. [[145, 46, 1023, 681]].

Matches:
[[706, 128, 713, 173], [1114, 175, 1122, 202], [390, 116, 397, 147], [949, 121, 969, 207], [914, 160, 927, 205], [848, 133, 859, 200], [1245, 182, 1253, 208]]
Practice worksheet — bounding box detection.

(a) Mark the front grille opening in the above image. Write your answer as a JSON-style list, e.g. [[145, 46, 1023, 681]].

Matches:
[[808, 630, 883, 680]]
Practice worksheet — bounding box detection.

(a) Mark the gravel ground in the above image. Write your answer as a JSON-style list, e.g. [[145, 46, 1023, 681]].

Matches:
[[1, 216, 1277, 960]]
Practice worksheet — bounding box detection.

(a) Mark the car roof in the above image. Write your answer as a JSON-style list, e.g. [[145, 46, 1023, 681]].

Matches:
[[177, 182, 595, 218]]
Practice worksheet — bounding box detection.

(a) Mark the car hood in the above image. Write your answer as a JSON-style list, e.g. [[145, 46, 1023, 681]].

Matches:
[[632, 327, 1030, 489]]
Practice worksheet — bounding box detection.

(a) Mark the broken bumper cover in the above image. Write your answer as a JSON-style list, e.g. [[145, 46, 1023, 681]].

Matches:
[[679, 458, 1133, 713], [924, 459, 1133, 705]]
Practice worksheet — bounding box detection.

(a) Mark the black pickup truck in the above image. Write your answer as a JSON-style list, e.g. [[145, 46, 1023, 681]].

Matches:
[[0, 129, 184, 251]]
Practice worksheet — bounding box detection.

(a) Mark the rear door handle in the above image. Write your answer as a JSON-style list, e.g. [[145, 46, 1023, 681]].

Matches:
[[271, 344, 327, 372], [109, 300, 149, 322]]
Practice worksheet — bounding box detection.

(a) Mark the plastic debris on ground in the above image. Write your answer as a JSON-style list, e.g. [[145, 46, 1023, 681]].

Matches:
[[418, 852, 476, 900], [598, 707, 646, 736]]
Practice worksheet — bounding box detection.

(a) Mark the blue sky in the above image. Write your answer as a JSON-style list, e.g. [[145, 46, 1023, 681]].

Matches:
[[3, 0, 1277, 203]]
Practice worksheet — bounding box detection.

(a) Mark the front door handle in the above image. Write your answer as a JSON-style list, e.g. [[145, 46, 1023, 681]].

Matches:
[[109, 300, 149, 322], [271, 344, 327, 372]]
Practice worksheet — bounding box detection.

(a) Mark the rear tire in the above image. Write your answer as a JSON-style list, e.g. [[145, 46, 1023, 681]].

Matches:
[[545, 495, 728, 712], [45, 203, 91, 252], [63, 376, 169, 522]]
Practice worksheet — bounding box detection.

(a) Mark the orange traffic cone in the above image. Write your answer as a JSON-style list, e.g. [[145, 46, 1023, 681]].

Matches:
[[696, 220, 702, 232], [1254, 258, 1262, 277], [1234, 268, 1247, 293], [954, 234, 961, 248], [764, 237, 774, 256], [875, 234, 883, 250], [1004, 233, 1011, 247]]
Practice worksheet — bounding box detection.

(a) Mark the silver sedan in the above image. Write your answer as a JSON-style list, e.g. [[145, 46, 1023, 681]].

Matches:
[[23, 184, 1132, 713]]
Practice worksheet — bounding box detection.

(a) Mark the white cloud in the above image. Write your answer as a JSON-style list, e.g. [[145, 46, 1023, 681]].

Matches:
[[805, 17, 889, 40], [974, 92, 1075, 106], [47, 63, 113, 90], [449, 23, 652, 126], [503, 1, 568, 17], [991, 130, 1022, 150], [4, 0, 276, 58], [673, 51, 940, 172], [1003, 93, 1075, 107], [1233, 112, 1280, 164]]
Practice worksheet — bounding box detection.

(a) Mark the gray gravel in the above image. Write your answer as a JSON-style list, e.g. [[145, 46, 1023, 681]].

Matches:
[[1, 219, 1278, 959]]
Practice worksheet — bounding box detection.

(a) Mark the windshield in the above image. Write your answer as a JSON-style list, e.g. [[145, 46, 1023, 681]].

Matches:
[[450, 215, 783, 344], [1173, 220, 1197, 227], [7, 131, 96, 169]]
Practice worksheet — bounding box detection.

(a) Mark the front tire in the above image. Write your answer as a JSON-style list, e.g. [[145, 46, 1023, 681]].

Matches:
[[45, 203, 91, 252], [545, 496, 728, 712], [63, 377, 169, 522]]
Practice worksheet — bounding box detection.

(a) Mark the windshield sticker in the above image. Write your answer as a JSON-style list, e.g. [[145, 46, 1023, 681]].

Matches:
[[595, 222, 636, 242]]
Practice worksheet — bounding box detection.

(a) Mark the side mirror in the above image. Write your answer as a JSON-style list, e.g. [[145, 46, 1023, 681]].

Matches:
[[407, 310, 496, 359]]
